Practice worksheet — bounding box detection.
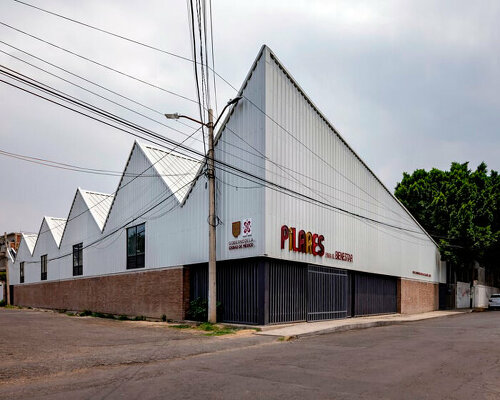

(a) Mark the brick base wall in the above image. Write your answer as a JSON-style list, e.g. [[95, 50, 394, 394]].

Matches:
[[13, 267, 188, 320], [398, 278, 439, 314]]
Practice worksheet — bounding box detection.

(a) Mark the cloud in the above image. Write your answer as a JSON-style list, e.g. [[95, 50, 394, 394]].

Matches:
[[0, 0, 499, 232]]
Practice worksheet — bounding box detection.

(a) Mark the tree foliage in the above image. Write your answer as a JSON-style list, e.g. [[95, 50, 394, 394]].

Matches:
[[394, 162, 500, 268]]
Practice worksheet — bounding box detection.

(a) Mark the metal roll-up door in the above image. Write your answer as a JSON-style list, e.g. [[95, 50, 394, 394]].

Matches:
[[189, 261, 261, 324], [353, 272, 397, 316], [217, 261, 260, 324], [269, 261, 307, 324], [307, 265, 349, 321]]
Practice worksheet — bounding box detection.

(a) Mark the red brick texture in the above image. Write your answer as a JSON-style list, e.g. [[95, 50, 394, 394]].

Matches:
[[398, 278, 439, 314], [13, 267, 189, 320]]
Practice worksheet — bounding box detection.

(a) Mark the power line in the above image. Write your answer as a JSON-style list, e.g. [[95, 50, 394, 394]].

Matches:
[[0, 47, 201, 144], [0, 42, 281, 178], [0, 54, 411, 228], [0, 78, 204, 241], [0, 9, 413, 224], [0, 148, 194, 178], [2, 43, 384, 216], [0, 67, 203, 161], [11, 0, 194, 63], [0, 69, 430, 237], [0, 21, 199, 105], [0, 42, 202, 138], [0, 41, 279, 163], [196, 0, 209, 112], [187, 0, 207, 159], [215, 162, 426, 235], [24, 176, 199, 264], [221, 124, 419, 229], [0, 70, 204, 238], [208, 0, 218, 117], [7, 0, 412, 222]]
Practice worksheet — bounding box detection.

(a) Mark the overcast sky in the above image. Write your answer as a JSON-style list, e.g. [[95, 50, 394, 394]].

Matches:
[[1, 0, 499, 234]]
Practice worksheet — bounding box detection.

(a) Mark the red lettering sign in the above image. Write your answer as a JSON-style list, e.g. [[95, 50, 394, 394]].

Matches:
[[412, 270, 431, 278], [281, 225, 325, 256]]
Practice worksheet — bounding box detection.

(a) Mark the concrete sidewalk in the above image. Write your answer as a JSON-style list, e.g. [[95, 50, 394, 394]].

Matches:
[[257, 310, 470, 338]]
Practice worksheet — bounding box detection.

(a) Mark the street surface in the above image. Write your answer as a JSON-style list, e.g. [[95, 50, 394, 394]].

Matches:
[[1, 308, 499, 399]]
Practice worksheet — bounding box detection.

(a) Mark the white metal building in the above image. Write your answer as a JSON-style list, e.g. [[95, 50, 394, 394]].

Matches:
[[9, 46, 445, 323]]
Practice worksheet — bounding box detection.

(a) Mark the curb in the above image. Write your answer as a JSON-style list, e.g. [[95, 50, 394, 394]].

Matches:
[[260, 310, 473, 339]]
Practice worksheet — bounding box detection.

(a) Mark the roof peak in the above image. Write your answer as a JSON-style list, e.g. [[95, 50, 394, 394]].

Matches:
[[136, 141, 201, 163], [79, 188, 113, 197]]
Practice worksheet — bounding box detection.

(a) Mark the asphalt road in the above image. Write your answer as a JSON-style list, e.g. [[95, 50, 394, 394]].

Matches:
[[1, 308, 499, 399]]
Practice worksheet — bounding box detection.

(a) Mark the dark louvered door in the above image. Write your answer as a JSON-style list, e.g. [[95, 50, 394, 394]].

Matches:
[[307, 266, 349, 321]]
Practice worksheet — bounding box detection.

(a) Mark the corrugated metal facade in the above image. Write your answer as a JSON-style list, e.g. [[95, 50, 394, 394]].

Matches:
[[29, 218, 62, 283], [58, 189, 106, 280], [80, 190, 114, 231], [9, 46, 444, 318], [262, 48, 444, 284]]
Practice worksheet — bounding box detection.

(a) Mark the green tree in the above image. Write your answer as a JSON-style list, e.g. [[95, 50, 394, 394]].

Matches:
[[394, 162, 500, 269]]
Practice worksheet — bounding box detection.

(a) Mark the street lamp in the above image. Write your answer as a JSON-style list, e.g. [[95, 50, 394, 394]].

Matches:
[[165, 96, 242, 323], [165, 96, 241, 128]]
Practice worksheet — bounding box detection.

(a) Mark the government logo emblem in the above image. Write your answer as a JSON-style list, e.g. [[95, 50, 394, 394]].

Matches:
[[232, 221, 241, 238]]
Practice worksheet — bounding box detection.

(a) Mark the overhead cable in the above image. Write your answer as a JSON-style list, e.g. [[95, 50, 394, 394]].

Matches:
[[0, 70, 429, 237]]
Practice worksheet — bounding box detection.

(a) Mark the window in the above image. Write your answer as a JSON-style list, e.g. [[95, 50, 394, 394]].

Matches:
[[41, 254, 47, 280], [73, 243, 83, 276], [20, 262, 24, 284], [127, 223, 145, 269]]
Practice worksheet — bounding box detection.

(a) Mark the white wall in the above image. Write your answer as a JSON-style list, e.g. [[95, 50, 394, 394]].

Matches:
[[457, 281, 471, 308], [28, 219, 60, 284], [58, 190, 104, 279], [9, 237, 32, 285], [473, 284, 500, 308], [262, 47, 443, 283], [215, 48, 266, 261]]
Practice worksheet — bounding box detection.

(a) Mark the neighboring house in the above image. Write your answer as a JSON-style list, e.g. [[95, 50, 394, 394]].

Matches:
[[8, 46, 446, 324], [0, 232, 21, 272]]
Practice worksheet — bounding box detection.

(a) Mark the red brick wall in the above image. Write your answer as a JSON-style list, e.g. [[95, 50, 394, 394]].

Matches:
[[398, 278, 439, 314], [13, 267, 188, 320]]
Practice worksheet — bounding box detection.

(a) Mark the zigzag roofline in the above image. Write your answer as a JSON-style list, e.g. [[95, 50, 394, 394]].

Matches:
[[59, 188, 114, 245], [32, 216, 66, 253], [20, 232, 38, 256], [101, 141, 201, 231]]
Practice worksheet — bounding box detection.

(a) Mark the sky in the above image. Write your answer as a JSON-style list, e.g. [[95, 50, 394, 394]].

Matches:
[[1, 0, 499, 234]]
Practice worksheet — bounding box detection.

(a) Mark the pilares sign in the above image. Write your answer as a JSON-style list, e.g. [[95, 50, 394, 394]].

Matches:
[[280, 225, 325, 256]]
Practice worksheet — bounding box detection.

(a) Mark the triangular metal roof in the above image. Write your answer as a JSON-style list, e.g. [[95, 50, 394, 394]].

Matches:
[[44, 217, 67, 247], [22, 233, 38, 254], [59, 188, 114, 245], [137, 142, 202, 203], [102, 141, 202, 230], [79, 189, 114, 231], [32, 216, 66, 252], [211, 44, 438, 247]]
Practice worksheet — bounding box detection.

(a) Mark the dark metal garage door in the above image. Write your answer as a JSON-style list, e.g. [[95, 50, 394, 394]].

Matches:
[[307, 265, 349, 321], [269, 261, 307, 324], [268, 262, 349, 323], [189, 261, 261, 324], [352, 272, 397, 316]]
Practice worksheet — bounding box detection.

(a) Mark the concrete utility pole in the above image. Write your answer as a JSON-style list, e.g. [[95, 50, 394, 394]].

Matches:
[[165, 97, 241, 324], [207, 109, 217, 323], [4, 232, 10, 305]]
